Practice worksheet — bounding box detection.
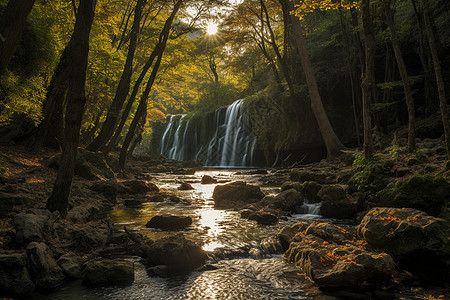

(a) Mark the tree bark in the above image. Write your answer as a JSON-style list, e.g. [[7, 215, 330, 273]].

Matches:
[[278, 0, 345, 158], [0, 0, 36, 75], [360, 0, 375, 159], [422, 0, 450, 159], [118, 0, 183, 171], [383, 0, 416, 152], [87, 0, 144, 152], [46, 0, 96, 218]]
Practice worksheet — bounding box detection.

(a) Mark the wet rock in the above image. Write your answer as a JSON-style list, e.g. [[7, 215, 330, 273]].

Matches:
[[260, 222, 308, 254], [70, 223, 105, 253], [305, 223, 354, 245], [201, 175, 217, 184], [265, 188, 304, 212], [119, 180, 159, 194], [90, 180, 117, 203], [249, 248, 264, 259], [82, 259, 134, 287], [57, 252, 83, 279], [144, 234, 207, 275], [281, 181, 322, 203], [148, 195, 165, 202], [146, 215, 193, 230], [248, 211, 278, 225], [318, 185, 357, 219], [284, 225, 396, 290], [124, 198, 144, 207], [0, 253, 35, 296], [67, 205, 99, 223], [240, 208, 255, 218], [178, 182, 194, 190], [26, 242, 65, 290], [213, 181, 264, 209], [260, 236, 284, 254], [357, 207, 449, 257], [13, 209, 52, 245], [247, 169, 268, 175]]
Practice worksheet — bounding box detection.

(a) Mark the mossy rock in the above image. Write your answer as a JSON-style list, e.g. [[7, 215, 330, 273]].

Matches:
[[375, 174, 450, 216], [348, 159, 394, 194], [407, 156, 422, 166], [289, 169, 333, 184], [281, 181, 321, 203], [281, 181, 303, 192]]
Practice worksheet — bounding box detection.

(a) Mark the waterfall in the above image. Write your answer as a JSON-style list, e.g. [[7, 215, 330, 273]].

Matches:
[[159, 99, 257, 167]]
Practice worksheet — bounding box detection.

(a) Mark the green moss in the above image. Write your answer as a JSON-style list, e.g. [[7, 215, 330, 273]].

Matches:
[[348, 158, 394, 194], [375, 174, 450, 216], [406, 156, 422, 166], [290, 169, 333, 184]]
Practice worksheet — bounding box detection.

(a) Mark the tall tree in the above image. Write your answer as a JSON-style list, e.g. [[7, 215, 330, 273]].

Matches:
[[119, 0, 183, 171], [278, 0, 345, 158], [360, 0, 375, 159], [422, 0, 449, 159], [87, 0, 145, 152], [0, 0, 36, 75], [46, 0, 96, 217], [382, 0, 416, 152]]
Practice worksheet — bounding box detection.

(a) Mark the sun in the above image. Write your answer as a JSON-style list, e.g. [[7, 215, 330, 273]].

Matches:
[[206, 23, 218, 35]]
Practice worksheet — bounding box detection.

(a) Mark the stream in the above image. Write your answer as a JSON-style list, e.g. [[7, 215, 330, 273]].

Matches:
[[33, 170, 328, 299]]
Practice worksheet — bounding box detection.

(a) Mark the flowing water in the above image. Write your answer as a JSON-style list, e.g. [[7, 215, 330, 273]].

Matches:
[[33, 171, 326, 300], [160, 100, 258, 167]]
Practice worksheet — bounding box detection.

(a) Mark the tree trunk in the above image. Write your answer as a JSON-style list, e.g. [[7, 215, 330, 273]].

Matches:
[[46, 0, 96, 218], [383, 0, 416, 152], [87, 0, 144, 152], [0, 0, 36, 75], [422, 0, 450, 159], [35, 46, 71, 149], [119, 0, 183, 171], [278, 0, 345, 158], [360, 0, 375, 159]]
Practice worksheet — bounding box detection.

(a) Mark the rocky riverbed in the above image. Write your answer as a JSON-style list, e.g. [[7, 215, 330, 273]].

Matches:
[[0, 141, 449, 299]]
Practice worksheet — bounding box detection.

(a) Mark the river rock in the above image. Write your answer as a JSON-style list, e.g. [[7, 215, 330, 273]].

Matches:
[[265, 188, 303, 212], [213, 181, 264, 209], [284, 224, 396, 290], [201, 175, 217, 184], [26, 242, 65, 290], [178, 182, 194, 190], [290, 168, 334, 184], [144, 234, 206, 275], [260, 222, 308, 254], [357, 207, 450, 257], [70, 222, 106, 253], [0, 253, 35, 296], [56, 253, 83, 279], [146, 215, 193, 230], [318, 185, 357, 219], [248, 211, 278, 225], [14, 209, 52, 245], [67, 205, 99, 223], [82, 258, 134, 287], [304, 222, 354, 245], [119, 180, 159, 194], [281, 181, 322, 203]]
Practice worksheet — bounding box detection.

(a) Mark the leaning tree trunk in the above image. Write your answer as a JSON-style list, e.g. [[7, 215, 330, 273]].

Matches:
[[46, 0, 96, 218], [360, 0, 375, 159], [35, 46, 71, 149], [87, 0, 144, 152], [118, 0, 183, 171], [0, 0, 36, 75], [279, 0, 345, 158], [422, 0, 449, 160], [383, 0, 416, 152]]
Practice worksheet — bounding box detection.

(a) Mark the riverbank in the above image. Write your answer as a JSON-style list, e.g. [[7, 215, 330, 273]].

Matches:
[[0, 141, 449, 299]]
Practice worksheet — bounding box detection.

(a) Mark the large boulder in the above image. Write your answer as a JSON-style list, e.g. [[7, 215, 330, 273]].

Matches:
[[357, 207, 449, 257], [144, 234, 207, 276], [13, 209, 52, 245], [201, 175, 217, 184], [82, 259, 134, 287], [57, 253, 83, 279], [260, 223, 308, 254], [0, 253, 35, 296], [375, 174, 450, 217], [281, 181, 322, 203], [26, 242, 65, 290], [177, 182, 194, 190], [318, 185, 357, 219], [213, 181, 264, 209], [146, 215, 193, 230], [265, 188, 303, 212], [284, 223, 396, 290], [48, 149, 115, 180]]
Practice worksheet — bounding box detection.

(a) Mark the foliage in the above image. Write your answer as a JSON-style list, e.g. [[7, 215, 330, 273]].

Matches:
[[349, 154, 394, 194]]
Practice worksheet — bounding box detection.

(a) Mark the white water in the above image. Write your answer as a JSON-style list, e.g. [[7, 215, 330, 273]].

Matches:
[[160, 99, 257, 167]]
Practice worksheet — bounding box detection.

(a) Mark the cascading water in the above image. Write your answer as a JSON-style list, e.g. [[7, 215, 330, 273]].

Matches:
[[159, 99, 257, 167]]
